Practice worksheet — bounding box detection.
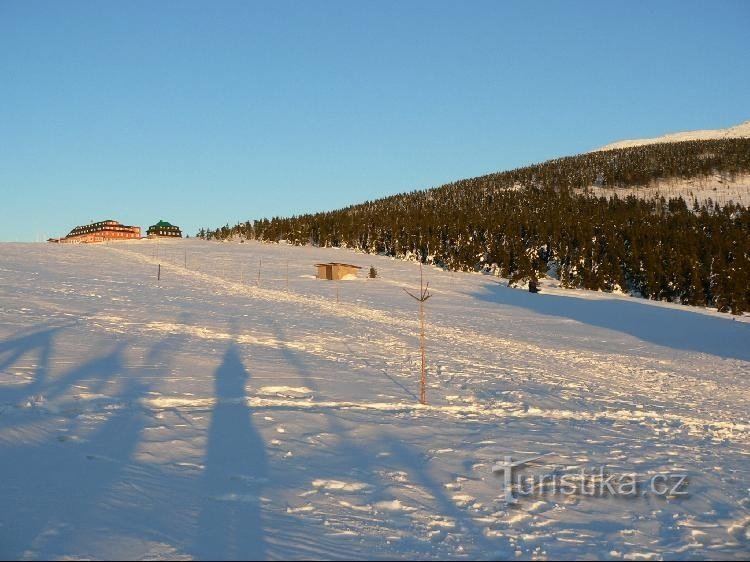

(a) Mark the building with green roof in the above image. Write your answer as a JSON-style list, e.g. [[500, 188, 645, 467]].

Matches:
[[147, 220, 182, 238]]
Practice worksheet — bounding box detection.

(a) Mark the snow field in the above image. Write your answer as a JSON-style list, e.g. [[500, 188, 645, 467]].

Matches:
[[1, 239, 748, 560]]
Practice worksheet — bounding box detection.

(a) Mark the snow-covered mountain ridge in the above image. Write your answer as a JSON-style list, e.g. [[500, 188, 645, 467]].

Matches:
[[595, 119, 750, 151]]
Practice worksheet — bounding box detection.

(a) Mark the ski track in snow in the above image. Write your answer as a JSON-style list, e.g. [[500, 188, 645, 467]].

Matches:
[[1, 240, 749, 560]]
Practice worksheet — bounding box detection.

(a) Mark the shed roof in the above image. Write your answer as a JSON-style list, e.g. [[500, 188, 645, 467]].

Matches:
[[314, 262, 362, 269]]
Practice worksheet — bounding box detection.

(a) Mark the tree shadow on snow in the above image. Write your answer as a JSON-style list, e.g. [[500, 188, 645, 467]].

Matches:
[[0, 326, 193, 559], [0, 351, 151, 559], [473, 283, 750, 362], [0, 325, 62, 406], [265, 319, 501, 559]]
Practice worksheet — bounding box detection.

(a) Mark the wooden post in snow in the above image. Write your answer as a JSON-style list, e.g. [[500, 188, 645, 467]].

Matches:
[[257, 258, 262, 286], [403, 263, 432, 405]]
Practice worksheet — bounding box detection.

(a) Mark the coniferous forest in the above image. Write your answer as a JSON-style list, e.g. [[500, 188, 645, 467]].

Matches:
[[200, 138, 750, 314]]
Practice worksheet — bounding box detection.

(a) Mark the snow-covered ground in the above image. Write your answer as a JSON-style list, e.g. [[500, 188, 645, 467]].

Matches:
[[580, 172, 750, 207], [1, 240, 749, 560]]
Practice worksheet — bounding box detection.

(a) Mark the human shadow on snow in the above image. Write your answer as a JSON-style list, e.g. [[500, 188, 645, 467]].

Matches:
[[193, 342, 267, 560]]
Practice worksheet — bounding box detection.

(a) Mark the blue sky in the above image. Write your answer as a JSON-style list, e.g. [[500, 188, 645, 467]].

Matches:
[[1, 1, 748, 241]]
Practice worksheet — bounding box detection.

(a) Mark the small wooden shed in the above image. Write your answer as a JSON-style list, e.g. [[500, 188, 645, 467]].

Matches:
[[315, 262, 362, 280]]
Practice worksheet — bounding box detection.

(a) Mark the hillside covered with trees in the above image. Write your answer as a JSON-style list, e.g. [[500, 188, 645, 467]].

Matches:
[[200, 138, 750, 314]]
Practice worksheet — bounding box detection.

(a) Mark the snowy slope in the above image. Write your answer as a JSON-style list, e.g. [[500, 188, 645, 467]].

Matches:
[[595, 120, 750, 151], [580, 171, 750, 206], [1, 239, 749, 560], [585, 120, 750, 204]]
